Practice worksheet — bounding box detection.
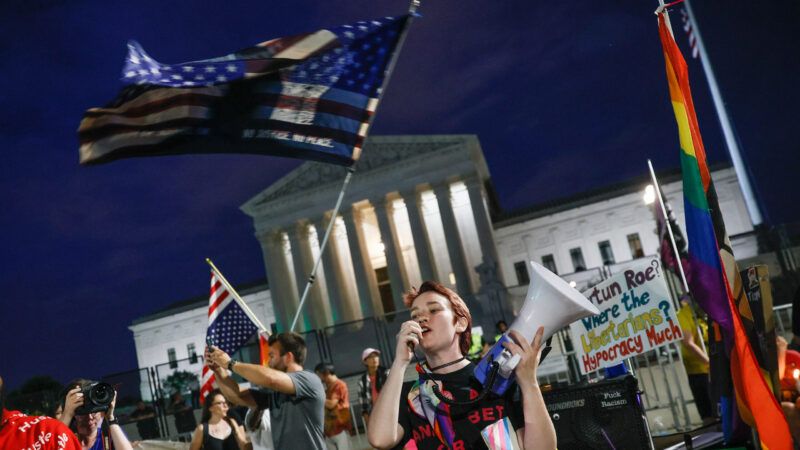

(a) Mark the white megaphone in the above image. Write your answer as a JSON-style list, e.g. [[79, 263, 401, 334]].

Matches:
[[474, 261, 600, 395]]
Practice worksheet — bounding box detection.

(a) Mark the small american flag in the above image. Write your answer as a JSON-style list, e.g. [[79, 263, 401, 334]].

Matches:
[[78, 15, 409, 166], [200, 271, 259, 403], [681, 8, 699, 59]]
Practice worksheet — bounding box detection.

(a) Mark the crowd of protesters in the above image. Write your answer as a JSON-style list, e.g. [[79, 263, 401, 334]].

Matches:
[[7, 281, 800, 449], [0, 297, 549, 450]]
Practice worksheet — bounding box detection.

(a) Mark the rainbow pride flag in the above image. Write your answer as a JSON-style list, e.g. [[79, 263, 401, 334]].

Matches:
[[657, 12, 791, 449]]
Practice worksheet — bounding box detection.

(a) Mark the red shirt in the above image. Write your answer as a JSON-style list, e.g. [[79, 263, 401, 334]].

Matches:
[[324, 379, 351, 437], [0, 409, 81, 450]]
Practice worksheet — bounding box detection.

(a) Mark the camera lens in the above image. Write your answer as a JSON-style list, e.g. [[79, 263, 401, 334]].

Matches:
[[90, 383, 113, 405]]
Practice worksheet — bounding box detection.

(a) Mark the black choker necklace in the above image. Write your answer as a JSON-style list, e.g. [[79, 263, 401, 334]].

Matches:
[[428, 356, 467, 372]]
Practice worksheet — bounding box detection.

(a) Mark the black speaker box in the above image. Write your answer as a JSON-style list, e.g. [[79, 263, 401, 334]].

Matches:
[[543, 375, 652, 450]]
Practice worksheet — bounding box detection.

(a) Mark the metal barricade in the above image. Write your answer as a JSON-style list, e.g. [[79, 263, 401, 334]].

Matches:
[[323, 317, 385, 378]]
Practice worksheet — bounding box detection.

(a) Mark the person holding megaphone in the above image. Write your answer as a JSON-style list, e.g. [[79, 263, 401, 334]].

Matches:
[[367, 281, 557, 450]]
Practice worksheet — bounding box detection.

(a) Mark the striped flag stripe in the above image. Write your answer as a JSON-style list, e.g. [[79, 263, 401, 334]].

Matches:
[[208, 289, 229, 317], [79, 92, 373, 146], [82, 93, 221, 120], [79, 129, 186, 163], [88, 86, 225, 115], [80, 132, 360, 166], [81, 90, 370, 128], [79, 114, 364, 152], [79, 116, 210, 143]]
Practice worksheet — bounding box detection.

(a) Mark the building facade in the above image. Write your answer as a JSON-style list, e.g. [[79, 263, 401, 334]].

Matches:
[[240, 135, 505, 332], [130, 134, 758, 374]]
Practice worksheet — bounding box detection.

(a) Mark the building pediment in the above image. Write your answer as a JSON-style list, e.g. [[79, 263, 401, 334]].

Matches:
[[241, 135, 472, 215]]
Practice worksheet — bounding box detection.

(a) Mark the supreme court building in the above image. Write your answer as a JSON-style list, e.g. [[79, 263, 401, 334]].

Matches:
[[130, 134, 759, 372], [240, 134, 507, 332]]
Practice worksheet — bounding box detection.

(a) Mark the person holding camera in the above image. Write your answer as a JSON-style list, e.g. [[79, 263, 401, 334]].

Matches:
[[0, 374, 82, 450], [59, 379, 134, 450], [367, 281, 556, 450], [188, 388, 248, 450]]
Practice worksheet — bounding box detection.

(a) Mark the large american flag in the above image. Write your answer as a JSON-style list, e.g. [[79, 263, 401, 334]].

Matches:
[[79, 15, 409, 166], [200, 271, 260, 403]]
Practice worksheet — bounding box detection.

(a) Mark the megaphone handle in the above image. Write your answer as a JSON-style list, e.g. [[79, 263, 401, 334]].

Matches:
[[539, 337, 553, 365]]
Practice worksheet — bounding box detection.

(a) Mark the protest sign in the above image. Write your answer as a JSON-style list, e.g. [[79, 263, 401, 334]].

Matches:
[[569, 257, 681, 374]]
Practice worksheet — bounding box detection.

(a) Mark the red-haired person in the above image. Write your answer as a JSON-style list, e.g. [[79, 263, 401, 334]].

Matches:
[[367, 281, 556, 450]]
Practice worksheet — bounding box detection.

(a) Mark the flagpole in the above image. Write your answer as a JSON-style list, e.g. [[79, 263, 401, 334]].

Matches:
[[206, 258, 269, 332], [288, 2, 421, 332], [648, 160, 690, 294], [289, 168, 354, 331], [683, 0, 763, 226]]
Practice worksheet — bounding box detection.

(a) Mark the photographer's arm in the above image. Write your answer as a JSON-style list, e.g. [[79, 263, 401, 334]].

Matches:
[[106, 393, 134, 450], [505, 329, 557, 450]]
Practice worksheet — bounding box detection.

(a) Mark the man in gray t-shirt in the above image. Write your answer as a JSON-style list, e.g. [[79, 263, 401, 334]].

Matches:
[[253, 370, 325, 449], [206, 332, 327, 450]]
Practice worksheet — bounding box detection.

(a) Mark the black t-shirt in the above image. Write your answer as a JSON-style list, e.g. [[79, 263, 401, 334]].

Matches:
[[397, 362, 524, 450]]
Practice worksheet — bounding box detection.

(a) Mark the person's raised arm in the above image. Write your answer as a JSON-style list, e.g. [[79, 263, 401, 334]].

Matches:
[[106, 392, 134, 450], [367, 320, 422, 450], [505, 328, 557, 450], [206, 347, 296, 395]]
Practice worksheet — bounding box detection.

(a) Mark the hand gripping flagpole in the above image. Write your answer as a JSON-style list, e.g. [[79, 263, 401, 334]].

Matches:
[[206, 257, 269, 332], [289, 2, 421, 332]]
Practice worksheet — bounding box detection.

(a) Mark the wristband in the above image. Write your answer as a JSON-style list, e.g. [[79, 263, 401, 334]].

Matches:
[[107, 418, 119, 426], [228, 359, 238, 371]]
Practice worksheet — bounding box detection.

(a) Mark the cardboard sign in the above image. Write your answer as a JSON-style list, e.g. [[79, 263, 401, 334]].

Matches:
[[569, 258, 681, 374]]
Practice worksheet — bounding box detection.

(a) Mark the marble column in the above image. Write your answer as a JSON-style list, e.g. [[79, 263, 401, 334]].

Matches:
[[432, 182, 472, 296], [288, 222, 329, 331], [314, 215, 354, 324], [399, 188, 436, 282], [258, 230, 292, 331], [341, 207, 377, 318], [371, 196, 407, 312], [465, 176, 500, 267]]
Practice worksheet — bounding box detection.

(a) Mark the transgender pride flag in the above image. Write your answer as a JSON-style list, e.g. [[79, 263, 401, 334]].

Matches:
[[657, 11, 790, 449]]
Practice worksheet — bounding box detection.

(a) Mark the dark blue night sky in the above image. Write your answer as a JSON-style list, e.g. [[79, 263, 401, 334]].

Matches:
[[1, 0, 798, 390]]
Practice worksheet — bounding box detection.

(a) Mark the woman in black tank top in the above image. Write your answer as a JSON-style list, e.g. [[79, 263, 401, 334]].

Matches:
[[189, 389, 247, 450]]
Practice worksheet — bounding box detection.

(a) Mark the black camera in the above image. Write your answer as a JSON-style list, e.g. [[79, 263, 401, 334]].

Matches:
[[74, 382, 115, 415]]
